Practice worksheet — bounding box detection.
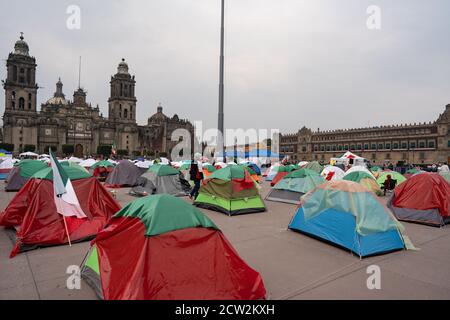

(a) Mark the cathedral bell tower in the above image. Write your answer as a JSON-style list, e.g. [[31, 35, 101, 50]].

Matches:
[[108, 58, 137, 123], [3, 33, 38, 113], [2, 33, 38, 152]]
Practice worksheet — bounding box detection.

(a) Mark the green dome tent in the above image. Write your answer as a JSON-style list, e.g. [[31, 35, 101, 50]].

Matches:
[[266, 168, 325, 204], [343, 170, 383, 196], [377, 171, 406, 188], [5, 160, 48, 191], [303, 161, 323, 174], [194, 166, 266, 215], [81, 194, 266, 300], [32, 165, 92, 180]]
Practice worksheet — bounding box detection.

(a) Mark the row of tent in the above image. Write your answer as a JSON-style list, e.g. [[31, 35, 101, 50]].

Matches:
[[0, 158, 448, 298], [0, 163, 267, 299]]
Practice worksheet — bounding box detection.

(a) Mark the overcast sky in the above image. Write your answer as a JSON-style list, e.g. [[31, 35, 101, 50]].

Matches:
[[1, 0, 449, 139]]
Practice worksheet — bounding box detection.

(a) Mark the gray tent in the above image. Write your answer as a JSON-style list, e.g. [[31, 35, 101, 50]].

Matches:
[[129, 170, 191, 197], [105, 160, 142, 187], [5, 167, 28, 191]]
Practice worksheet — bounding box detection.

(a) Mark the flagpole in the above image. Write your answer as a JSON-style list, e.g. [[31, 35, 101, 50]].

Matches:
[[59, 196, 72, 247]]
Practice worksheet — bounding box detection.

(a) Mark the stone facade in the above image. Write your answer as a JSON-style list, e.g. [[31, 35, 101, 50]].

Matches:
[[2, 35, 194, 157], [280, 106, 450, 165]]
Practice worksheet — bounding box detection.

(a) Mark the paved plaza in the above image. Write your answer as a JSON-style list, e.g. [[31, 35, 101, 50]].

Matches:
[[1, 181, 450, 300]]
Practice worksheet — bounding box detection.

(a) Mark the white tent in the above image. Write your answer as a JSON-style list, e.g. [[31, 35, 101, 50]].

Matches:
[[298, 161, 309, 167], [321, 165, 345, 181], [68, 156, 83, 163], [19, 151, 39, 158], [0, 158, 14, 170], [80, 158, 97, 168], [135, 160, 153, 169], [340, 151, 364, 160]]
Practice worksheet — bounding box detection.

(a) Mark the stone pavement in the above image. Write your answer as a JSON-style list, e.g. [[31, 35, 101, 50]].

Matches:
[[1, 181, 449, 300]]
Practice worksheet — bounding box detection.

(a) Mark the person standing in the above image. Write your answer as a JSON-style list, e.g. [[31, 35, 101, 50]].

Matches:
[[189, 154, 203, 200]]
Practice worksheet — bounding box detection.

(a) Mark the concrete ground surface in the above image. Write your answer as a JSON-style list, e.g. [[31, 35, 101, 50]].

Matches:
[[1, 180, 449, 300]]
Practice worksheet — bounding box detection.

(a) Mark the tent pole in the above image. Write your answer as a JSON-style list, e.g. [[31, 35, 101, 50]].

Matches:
[[59, 196, 72, 247]]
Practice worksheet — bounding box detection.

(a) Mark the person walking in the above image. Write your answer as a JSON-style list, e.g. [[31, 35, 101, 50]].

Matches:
[[189, 153, 203, 200]]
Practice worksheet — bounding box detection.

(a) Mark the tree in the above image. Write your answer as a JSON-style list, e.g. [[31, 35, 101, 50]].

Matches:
[[147, 150, 155, 157], [62, 144, 74, 155], [24, 144, 36, 152], [159, 151, 168, 158], [46, 146, 57, 152], [117, 149, 129, 156], [0, 143, 14, 152], [97, 145, 112, 157], [132, 150, 141, 157]]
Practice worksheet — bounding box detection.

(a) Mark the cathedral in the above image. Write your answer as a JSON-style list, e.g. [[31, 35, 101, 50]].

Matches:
[[1, 34, 195, 157]]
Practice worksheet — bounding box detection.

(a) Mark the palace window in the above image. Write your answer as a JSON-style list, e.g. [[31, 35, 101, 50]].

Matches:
[[378, 143, 384, 149], [410, 142, 416, 149], [429, 141, 435, 148], [419, 152, 425, 160], [371, 143, 376, 150], [393, 143, 399, 149], [321, 146, 325, 152], [419, 141, 425, 148], [350, 145, 355, 150], [338, 145, 343, 151], [344, 145, 349, 150], [364, 144, 369, 150], [124, 109, 128, 118], [386, 153, 391, 159], [385, 143, 391, 150], [401, 142, 407, 149], [326, 146, 331, 151], [357, 144, 362, 150]]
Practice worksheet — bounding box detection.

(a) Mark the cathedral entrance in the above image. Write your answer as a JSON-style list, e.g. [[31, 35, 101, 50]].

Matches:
[[74, 144, 84, 158]]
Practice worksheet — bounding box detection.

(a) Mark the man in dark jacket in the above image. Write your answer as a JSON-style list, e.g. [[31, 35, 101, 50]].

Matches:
[[189, 160, 203, 200]]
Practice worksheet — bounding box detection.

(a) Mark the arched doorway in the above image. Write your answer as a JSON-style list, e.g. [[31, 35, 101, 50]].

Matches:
[[74, 144, 84, 158]]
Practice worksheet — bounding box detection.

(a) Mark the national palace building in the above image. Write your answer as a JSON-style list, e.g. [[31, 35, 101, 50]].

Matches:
[[1, 34, 194, 157], [280, 105, 450, 166]]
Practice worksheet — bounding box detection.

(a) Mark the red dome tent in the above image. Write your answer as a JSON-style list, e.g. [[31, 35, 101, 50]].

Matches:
[[389, 173, 450, 226], [81, 194, 266, 300], [0, 166, 121, 257]]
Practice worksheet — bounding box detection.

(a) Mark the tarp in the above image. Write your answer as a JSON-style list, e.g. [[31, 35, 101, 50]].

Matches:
[[105, 160, 142, 187], [301, 181, 403, 236], [0, 177, 120, 257], [81, 194, 266, 300]]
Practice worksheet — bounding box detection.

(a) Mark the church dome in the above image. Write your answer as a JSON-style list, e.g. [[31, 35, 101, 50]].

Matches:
[[148, 104, 168, 123], [117, 58, 129, 74], [46, 96, 68, 105], [46, 78, 68, 105], [14, 33, 29, 56]]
